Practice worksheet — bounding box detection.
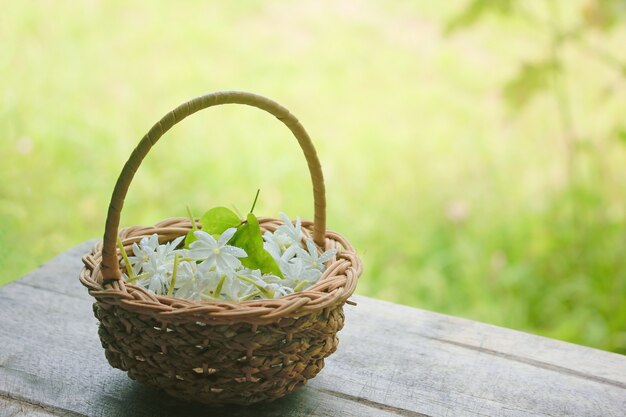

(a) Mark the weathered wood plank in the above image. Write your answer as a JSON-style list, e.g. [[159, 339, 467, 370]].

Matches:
[[362, 297, 626, 387], [0, 395, 67, 417], [316, 297, 626, 416], [0, 242, 624, 417]]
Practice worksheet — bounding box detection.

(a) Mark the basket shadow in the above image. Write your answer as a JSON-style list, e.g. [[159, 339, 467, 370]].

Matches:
[[115, 380, 318, 417]]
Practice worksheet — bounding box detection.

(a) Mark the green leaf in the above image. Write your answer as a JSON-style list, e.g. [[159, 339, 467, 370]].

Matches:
[[200, 207, 242, 236], [232, 213, 284, 279]]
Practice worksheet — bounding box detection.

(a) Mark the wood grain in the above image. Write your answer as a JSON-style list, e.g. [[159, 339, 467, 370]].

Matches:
[[0, 242, 624, 417], [0, 395, 66, 417]]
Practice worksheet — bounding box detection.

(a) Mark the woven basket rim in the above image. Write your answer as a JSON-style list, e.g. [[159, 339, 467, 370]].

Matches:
[[80, 216, 362, 324]]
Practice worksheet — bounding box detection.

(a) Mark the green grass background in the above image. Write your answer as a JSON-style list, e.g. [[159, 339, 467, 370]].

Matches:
[[1, 1, 625, 353]]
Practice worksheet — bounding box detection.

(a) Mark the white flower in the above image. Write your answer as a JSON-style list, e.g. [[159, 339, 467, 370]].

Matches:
[[127, 235, 183, 276], [263, 231, 290, 260], [233, 268, 274, 299], [281, 257, 322, 284], [253, 270, 295, 298], [171, 259, 197, 290], [159, 235, 185, 259], [237, 268, 265, 284], [296, 238, 337, 273], [126, 234, 160, 275], [142, 274, 170, 294], [219, 275, 249, 301], [129, 235, 185, 295], [264, 228, 303, 264], [137, 250, 174, 295], [175, 267, 220, 301], [174, 280, 203, 300], [263, 213, 300, 261], [275, 213, 302, 243], [265, 282, 294, 298], [189, 228, 247, 279]]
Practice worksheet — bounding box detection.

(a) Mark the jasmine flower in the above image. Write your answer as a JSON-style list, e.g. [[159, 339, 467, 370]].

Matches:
[[126, 234, 160, 275], [137, 250, 174, 295], [127, 235, 183, 276], [295, 237, 337, 273], [275, 213, 302, 243], [175, 267, 220, 301], [280, 257, 323, 285], [189, 229, 247, 279], [263, 231, 292, 260]]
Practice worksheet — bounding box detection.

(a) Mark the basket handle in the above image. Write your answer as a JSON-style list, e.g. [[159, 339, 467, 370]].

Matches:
[[101, 91, 326, 283]]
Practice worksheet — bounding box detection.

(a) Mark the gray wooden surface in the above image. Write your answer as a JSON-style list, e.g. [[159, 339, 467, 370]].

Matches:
[[0, 242, 624, 417]]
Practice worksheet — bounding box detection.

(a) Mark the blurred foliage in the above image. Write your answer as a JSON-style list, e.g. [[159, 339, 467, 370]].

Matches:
[[445, 0, 626, 353], [582, 0, 626, 30], [1, 0, 625, 353], [448, 0, 626, 111], [445, 0, 516, 33], [503, 59, 560, 110]]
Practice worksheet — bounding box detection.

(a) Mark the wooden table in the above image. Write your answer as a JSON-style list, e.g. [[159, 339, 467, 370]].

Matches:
[[0, 242, 624, 417]]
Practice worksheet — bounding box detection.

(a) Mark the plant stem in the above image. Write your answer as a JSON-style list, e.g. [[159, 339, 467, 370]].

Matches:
[[239, 290, 262, 301], [125, 273, 149, 283], [175, 257, 195, 262], [167, 253, 179, 296], [249, 189, 260, 214], [214, 275, 227, 298], [235, 273, 273, 298], [186, 205, 197, 231], [117, 238, 136, 279]]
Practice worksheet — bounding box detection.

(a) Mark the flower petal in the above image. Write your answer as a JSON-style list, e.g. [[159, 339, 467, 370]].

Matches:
[[318, 248, 337, 263], [221, 245, 247, 258], [169, 235, 185, 249], [223, 254, 243, 270], [189, 247, 212, 260], [279, 212, 291, 225], [305, 238, 318, 257], [218, 228, 237, 246], [193, 230, 217, 245]]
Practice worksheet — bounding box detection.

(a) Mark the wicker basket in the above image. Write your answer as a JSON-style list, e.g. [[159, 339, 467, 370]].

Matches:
[[79, 91, 362, 405]]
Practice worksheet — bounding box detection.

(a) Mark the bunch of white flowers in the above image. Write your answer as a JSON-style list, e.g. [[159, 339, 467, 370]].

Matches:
[[121, 213, 336, 302]]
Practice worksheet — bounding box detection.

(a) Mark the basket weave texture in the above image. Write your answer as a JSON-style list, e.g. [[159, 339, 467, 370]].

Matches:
[[79, 91, 362, 405]]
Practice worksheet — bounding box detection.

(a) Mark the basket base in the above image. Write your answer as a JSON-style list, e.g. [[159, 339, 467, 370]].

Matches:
[[93, 302, 345, 405]]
